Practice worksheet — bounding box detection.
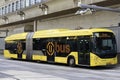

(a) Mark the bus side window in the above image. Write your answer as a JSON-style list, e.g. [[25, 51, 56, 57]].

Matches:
[[33, 38, 41, 50], [84, 40, 90, 52], [79, 38, 90, 53]]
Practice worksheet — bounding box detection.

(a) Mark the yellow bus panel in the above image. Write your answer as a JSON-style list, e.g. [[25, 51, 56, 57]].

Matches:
[[90, 53, 117, 66], [4, 50, 17, 59], [33, 55, 47, 61], [55, 57, 67, 64], [22, 54, 26, 59]]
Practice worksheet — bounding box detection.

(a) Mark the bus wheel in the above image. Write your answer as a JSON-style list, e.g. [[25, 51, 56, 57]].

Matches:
[[68, 57, 75, 67]]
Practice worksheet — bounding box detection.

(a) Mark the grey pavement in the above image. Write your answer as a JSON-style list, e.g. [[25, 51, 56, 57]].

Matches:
[[0, 55, 120, 80]]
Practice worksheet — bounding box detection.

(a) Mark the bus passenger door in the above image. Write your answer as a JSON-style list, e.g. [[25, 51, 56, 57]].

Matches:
[[77, 38, 90, 65]]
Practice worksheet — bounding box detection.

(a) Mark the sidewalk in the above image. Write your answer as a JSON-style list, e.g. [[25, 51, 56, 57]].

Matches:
[[0, 70, 68, 80]]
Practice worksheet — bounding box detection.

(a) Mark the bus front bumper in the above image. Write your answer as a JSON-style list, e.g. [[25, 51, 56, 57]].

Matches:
[[90, 53, 117, 67]]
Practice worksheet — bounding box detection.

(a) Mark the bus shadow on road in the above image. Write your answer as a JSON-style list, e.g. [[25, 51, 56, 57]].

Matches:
[[35, 61, 119, 70], [76, 65, 119, 70]]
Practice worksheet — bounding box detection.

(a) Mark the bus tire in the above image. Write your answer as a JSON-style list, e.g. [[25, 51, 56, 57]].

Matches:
[[68, 57, 75, 67]]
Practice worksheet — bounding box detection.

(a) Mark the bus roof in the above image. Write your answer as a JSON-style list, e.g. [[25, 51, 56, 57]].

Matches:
[[5, 29, 69, 41], [90, 28, 113, 33], [5, 33, 28, 41], [5, 28, 113, 41], [33, 28, 113, 38], [33, 29, 92, 38]]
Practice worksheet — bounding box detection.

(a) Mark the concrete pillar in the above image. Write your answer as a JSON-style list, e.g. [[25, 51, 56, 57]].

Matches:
[[24, 25, 34, 32], [34, 20, 37, 32]]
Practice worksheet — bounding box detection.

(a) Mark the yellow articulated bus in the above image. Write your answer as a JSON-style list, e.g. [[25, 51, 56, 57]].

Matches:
[[4, 28, 118, 67]]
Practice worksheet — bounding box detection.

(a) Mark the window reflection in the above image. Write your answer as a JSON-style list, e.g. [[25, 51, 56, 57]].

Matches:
[[0, 0, 43, 16]]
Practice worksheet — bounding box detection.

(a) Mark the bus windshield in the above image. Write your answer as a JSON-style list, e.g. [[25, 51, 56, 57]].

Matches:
[[93, 32, 117, 58]]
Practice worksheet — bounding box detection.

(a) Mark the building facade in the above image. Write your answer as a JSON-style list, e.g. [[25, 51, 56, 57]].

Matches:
[[0, 0, 120, 52]]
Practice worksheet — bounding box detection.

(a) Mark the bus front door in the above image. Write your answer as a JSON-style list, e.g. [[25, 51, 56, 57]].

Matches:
[[77, 39, 90, 65]]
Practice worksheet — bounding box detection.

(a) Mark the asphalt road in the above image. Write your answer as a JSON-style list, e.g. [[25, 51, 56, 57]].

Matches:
[[0, 55, 120, 80]]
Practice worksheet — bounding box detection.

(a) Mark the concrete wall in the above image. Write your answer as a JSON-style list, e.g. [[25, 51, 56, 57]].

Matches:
[[0, 0, 107, 25], [2, 4, 119, 37], [0, 38, 5, 49], [108, 27, 120, 53], [8, 26, 24, 35], [37, 11, 120, 30]]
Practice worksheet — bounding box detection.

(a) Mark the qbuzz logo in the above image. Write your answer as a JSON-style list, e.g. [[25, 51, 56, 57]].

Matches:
[[46, 42, 55, 56], [46, 42, 70, 56], [17, 42, 23, 54]]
